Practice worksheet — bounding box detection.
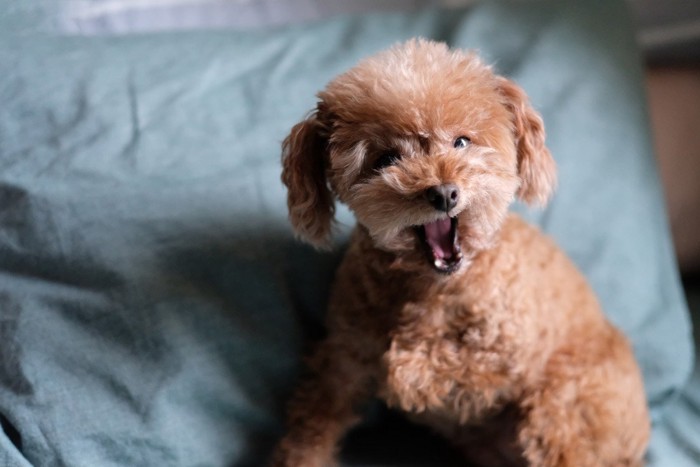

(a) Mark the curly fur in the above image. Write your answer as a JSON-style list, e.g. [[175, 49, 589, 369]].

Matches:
[[272, 39, 650, 467]]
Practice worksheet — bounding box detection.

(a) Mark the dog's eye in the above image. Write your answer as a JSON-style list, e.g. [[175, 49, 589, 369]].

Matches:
[[453, 136, 471, 149], [374, 150, 400, 171]]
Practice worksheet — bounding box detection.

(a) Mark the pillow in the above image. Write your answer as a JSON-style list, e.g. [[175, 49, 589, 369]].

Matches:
[[0, 1, 693, 465]]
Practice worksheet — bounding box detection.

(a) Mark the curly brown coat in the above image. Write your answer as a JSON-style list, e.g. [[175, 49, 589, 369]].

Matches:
[[272, 39, 650, 467]]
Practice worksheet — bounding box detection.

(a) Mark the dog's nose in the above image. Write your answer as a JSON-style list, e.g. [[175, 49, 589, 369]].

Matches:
[[424, 184, 459, 212]]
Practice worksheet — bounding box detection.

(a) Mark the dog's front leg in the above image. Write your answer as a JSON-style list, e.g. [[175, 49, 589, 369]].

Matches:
[[516, 344, 649, 467], [380, 302, 458, 415], [270, 335, 376, 467]]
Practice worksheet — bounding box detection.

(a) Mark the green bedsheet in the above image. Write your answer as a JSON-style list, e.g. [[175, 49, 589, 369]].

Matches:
[[0, 1, 696, 465]]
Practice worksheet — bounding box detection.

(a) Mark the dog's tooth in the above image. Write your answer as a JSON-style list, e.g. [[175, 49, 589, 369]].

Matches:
[[434, 259, 443, 268]]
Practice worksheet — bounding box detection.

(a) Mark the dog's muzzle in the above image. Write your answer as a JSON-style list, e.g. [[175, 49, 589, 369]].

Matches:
[[415, 184, 463, 273]]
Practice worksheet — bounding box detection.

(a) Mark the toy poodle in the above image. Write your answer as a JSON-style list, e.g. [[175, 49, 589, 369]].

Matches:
[[271, 39, 650, 467]]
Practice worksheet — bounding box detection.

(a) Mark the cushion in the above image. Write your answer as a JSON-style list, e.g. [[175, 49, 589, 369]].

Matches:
[[0, 1, 694, 465]]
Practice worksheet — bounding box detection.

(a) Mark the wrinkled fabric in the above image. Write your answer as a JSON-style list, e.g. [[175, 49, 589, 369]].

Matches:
[[0, 1, 696, 466]]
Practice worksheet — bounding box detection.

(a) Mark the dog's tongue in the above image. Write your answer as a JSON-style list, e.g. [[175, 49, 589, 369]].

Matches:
[[424, 218, 453, 259]]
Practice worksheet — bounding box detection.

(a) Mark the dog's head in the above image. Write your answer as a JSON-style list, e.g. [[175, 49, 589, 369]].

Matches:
[[282, 39, 556, 274]]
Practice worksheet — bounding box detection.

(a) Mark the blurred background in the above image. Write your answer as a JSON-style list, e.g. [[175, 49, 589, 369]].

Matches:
[[56, 0, 700, 280], [628, 0, 700, 333], [634, 0, 700, 282]]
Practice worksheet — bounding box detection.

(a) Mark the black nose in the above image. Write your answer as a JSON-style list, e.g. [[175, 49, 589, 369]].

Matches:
[[424, 184, 459, 212]]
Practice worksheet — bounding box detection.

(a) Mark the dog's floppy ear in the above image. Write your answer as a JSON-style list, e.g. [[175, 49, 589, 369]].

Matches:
[[281, 109, 335, 249], [497, 77, 557, 205]]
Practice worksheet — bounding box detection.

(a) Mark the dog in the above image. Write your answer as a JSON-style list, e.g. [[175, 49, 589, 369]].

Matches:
[[271, 39, 650, 467]]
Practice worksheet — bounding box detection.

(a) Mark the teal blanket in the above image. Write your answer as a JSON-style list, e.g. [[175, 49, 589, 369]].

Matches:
[[0, 1, 696, 465]]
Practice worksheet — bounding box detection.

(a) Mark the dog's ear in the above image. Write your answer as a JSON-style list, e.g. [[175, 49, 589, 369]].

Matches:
[[497, 77, 557, 206], [281, 109, 335, 249]]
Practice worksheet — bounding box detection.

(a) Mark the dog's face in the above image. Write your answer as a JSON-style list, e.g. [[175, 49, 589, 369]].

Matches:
[[282, 39, 556, 274]]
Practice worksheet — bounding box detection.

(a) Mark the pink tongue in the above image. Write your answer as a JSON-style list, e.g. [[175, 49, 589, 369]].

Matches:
[[424, 218, 453, 259]]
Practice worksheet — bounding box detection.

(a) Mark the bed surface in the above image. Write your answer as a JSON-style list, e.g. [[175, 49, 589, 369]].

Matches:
[[0, 1, 697, 465]]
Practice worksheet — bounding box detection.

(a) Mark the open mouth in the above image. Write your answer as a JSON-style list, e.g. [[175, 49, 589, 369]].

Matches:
[[416, 217, 463, 274]]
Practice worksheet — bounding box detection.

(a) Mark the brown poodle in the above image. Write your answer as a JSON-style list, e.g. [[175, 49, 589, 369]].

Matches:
[[271, 39, 650, 467]]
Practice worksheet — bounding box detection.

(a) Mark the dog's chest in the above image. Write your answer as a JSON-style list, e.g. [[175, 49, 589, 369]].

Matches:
[[387, 291, 515, 357], [378, 293, 520, 419]]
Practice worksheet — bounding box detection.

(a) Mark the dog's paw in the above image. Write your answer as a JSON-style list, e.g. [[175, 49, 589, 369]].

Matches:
[[269, 443, 338, 467]]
